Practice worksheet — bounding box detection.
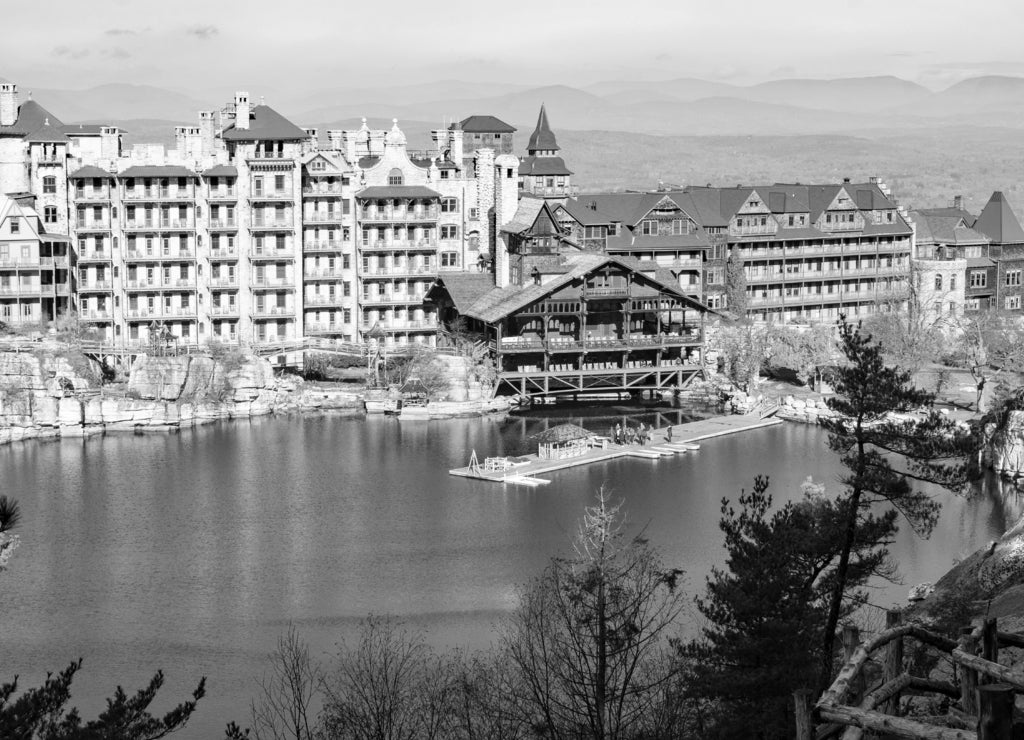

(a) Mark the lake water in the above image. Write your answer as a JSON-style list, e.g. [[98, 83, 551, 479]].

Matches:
[[0, 410, 1012, 736]]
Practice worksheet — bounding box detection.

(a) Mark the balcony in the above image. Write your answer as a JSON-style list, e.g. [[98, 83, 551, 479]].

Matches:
[[75, 220, 111, 232], [671, 257, 703, 271], [207, 188, 237, 200], [360, 239, 438, 251], [77, 250, 112, 262], [250, 190, 294, 202], [358, 319, 437, 332], [359, 208, 439, 223], [0, 258, 52, 269], [125, 279, 161, 291], [305, 322, 345, 334], [302, 185, 344, 195], [361, 265, 435, 278], [125, 250, 195, 262], [250, 250, 295, 262], [208, 219, 238, 230], [361, 294, 427, 307], [582, 286, 631, 299], [303, 240, 345, 253], [36, 155, 63, 165], [73, 189, 111, 201], [496, 333, 702, 353], [163, 308, 198, 320], [123, 188, 196, 201], [209, 305, 240, 316], [210, 278, 239, 288], [0, 286, 42, 297], [123, 220, 195, 231], [209, 248, 238, 260], [303, 268, 345, 280], [251, 306, 296, 319], [80, 310, 113, 321], [305, 294, 346, 307], [252, 280, 295, 290], [250, 219, 294, 231], [79, 281, 113, 292], [53, 256, 69, 269], [164, 279, 197, 291], [305, 212, 345, 224]]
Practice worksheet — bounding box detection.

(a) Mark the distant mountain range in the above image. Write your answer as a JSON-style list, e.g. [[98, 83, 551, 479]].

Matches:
[[5, 74, 1024, 138]]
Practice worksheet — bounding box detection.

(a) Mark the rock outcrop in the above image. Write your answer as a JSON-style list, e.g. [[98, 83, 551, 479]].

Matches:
[[988, 409, 1024, 479], [0, 350, 362, 445]]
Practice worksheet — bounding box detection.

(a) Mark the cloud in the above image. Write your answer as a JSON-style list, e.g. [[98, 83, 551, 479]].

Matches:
[[654, 53, 671, 62], [186, 25, 218, 40], [52, 45, 91, 60], [104, 28, 136, 36], [102, 47, 132, 59]]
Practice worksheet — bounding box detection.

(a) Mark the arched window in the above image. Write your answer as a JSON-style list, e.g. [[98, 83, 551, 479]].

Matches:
[[935, 274, 943, 291], [387, 168, 403, 186], [468, 231, 480, 249]]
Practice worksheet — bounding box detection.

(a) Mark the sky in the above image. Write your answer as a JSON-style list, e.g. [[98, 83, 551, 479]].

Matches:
[[3, 0, 1024, 94]]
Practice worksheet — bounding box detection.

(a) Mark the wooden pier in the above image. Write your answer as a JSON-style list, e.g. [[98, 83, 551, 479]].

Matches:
[[449, 411, 784, 485]]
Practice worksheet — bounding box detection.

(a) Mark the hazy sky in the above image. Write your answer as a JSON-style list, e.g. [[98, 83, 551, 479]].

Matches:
[[4, 0, 1024, 93]]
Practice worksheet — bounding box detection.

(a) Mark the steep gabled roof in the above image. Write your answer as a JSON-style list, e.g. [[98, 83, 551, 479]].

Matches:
[[356, 185, 440, 199], [518, 155, 573, 176], [454, 115, 516, 134], [912, 212, 989, 245], [24, 120, 68, 143], [501, 198, 554, 235], [221, 104, 308, 141], [119, 165, 198, 178], [974, 191, 1024, 244], [527, 104, 559, 153]]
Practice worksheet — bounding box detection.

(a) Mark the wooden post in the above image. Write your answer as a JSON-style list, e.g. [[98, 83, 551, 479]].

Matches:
[[883, 609, 904, 717], [981, 618, 998, 685], [793, 689, 812, 740], [842, 624, 865, 705], [977, 683, 1014, 739], [961, 626, 980, 716]]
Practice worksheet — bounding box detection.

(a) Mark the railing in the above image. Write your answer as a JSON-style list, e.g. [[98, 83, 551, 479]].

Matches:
[[360, 294, 426, 306], [251, 280, 295, 290], [583, 286, 630, 298], [747, 267, 909, 283], [250, 250, 295, 261], [305, 294, 346, 306], [303, 240, 345, 252], [0, 258, 52, 268], [52, 257, 69, 268], [37, 155, 63, 164], [125, 250, 195, 261], [79, 281, 113, 291], [208, 219, 237, 229], [251, 307, 295, 318], [210, 278, 239, 288], [359, 208, 439, 222], [207, 189, 237, 199], [303, 186, 343, 195], [358, 320, 437, 331], [209, 305, 239, 316], [123, 189, 195, 201], [209, 249, 238, 260], [123, 220, 195, 231], [360, 240, 438, 250], [74, 190, 111, 201], [0, 286, 42, 296], [79, 310, 113, 320], [75, 220, 111, 231], [811, 614, 1024, 740], [250, 219, 294, 229], [361, 266, 435, 277], [77, 251, 112, 261], [303, 269, 345, 279], [305, 212, 345, 223], [497, 333, 702, 352], [250, 190, 294, 200]]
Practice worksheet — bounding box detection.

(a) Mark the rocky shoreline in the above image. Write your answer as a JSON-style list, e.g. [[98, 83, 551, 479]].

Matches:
[[0, 349, 512, 445]]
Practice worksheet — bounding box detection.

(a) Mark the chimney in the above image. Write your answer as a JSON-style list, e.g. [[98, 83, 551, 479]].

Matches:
[[953, 195, 964, 210], [0, 83, 17, 127], [100, 126, 120, 159], [450, 127, 464, 166], [843, 177, 851, 184], [199, 111, 217, 156], [234, 91, 250, 130], [326, 129, 344, 151], [304, 128, 319, 152]]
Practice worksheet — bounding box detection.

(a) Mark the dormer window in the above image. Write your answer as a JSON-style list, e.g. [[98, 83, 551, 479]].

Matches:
[[10, 220, 19, 234], [388, 168, 403, 186], [641, 220, 657, 235]]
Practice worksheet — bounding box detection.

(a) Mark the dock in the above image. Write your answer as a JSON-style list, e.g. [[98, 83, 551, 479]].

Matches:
[[449, 411, 783, 485]]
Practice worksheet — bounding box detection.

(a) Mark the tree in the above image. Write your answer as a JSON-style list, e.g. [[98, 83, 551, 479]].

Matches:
[[247, 625, 322, 740], [764, 324, 836, 387], [949, 313, 1024, 412], [0, 660, 205, 740], [0, 495, 21, 571], [715, 320, 769, 393], [319, 615, 456, 740], [816, 318, 976, 690], [724, 248, 747, 318], [682, 476, 896, 739], [500, 488, 686, 739]]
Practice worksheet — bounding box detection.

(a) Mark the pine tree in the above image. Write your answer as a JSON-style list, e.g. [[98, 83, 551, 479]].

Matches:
[[816, 318, 976, 690], [682, 476, 895, 739], [724, 248, 748, 317]]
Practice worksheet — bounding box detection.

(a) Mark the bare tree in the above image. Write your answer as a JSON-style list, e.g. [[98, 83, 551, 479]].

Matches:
[[319, 615, 456, 740], [249, 625, 322, 740], [500, 488, 686, 740], [949, 312, 1024, 411]]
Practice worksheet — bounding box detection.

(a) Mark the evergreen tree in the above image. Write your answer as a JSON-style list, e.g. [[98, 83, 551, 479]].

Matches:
[[682, 476, 895, 739], [817, 318, 976, 689], [724, 248, 748, 317]]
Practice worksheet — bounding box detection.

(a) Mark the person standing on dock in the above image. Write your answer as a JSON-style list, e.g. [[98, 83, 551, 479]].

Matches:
[[614, 423, 622, 445], [667, 425, 674, 443]]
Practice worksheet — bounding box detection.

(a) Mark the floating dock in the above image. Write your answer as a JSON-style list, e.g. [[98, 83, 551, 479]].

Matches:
[[449, 412, 783, 485]]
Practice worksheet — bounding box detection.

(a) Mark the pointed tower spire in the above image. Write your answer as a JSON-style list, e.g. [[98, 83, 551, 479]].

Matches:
[[527, 103, 559, 155]]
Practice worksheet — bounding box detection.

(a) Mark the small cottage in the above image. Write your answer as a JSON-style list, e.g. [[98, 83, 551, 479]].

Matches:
[[534, 424, 592, 460]]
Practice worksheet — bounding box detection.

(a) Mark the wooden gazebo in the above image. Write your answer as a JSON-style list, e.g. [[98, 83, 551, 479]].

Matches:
[[533, 424, 593, 460]]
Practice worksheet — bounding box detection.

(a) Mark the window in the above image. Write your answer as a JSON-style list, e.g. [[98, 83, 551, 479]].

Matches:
[[1006, 270, 1022, 287], [44, 207, 57, 224], [641, 220, 657, 235], [440, 225, 458, 240], [343, 281, 351, 297], [966, 297, 981, 311], [934, 274, 943, 291], [343, 308, 351, 323], [275, 175, 285, 192], [440, 171, 450, 180], [970, 270, 987, 288], [441, 252, 459, 268], [950, 275, 957, 291], [706, 268, 724, 285], [441, 198, 458, 213], [43, 176, 56, 194], [788, 215, 794, 226], [253, 177, 264, 196], [1006, 295, 1021, 310], [342, 254, 350, 269], [387, 169, 403, 186], [671, 219, 685, 235], [9, 220, 18, 234]]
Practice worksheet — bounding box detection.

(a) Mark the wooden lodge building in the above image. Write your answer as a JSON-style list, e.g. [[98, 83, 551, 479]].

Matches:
[[427, 199, 710, 399]]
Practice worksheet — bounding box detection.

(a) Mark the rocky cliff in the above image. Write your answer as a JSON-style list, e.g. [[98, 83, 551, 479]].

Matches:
[[988, 409, 1024, 479], [0, 350, 361, 444]]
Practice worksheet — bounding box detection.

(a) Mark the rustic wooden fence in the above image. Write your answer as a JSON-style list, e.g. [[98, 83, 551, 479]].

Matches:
[[795, 611, 1024, 740]]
